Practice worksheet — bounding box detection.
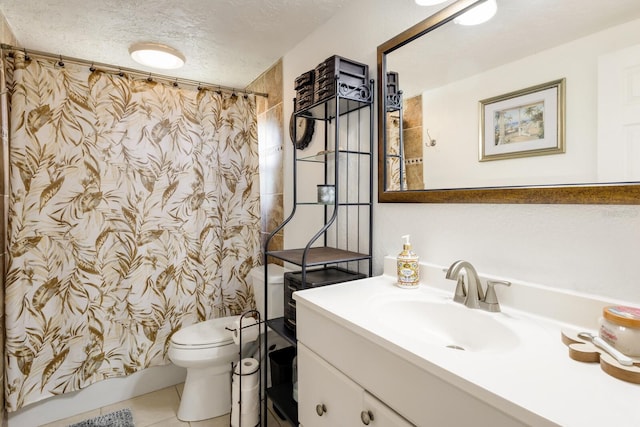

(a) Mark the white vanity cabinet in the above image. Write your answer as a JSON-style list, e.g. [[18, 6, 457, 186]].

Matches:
[[294, 267, 640, 427], [295, 286, 533, 427], [298, 343, 413, 427]]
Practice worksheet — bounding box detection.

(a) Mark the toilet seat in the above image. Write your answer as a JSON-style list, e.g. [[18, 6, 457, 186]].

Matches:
[[170, 315, 239, 350]]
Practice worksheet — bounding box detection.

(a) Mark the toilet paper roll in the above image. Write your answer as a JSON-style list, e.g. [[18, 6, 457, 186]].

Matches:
[[231, 399, 259, 427], [234, 357, 259, 375], [232, 380, 259, 397], [233, 358, 260, 389], [232, 382, 260, 407], [231, 359, 260, 426], [232, 316, 259, 345]]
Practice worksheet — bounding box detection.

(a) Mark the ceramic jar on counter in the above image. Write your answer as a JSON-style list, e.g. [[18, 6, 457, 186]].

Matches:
[[599, 306, 640, 357]]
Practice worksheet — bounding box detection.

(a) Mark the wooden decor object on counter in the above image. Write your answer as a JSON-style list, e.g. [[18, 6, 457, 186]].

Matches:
[[561, 329, 640, 384]]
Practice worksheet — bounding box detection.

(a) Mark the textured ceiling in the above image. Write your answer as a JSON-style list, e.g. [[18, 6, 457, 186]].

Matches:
[[0, 0, 347, 88]]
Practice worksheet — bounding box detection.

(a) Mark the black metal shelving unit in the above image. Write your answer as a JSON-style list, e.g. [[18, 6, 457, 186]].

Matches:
[[262, 77, 374, 426]]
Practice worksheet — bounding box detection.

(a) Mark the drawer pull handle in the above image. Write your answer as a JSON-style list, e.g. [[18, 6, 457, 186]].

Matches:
[[361, 410, 374, 425], [316, 403, 327, 416]]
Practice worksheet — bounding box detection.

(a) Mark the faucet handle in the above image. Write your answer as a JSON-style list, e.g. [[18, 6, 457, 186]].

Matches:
[[482, 280, 511, 312]]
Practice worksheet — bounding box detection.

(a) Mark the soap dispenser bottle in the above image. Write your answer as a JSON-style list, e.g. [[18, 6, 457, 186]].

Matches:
[[397, 235, 419, 288]]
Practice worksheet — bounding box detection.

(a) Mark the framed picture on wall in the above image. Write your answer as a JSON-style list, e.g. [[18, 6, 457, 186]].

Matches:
[[479, 78, 566, 162]]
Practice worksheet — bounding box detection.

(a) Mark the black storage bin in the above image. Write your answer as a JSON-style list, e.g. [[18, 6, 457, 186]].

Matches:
[[386, 71, 400, 95], [269, 346, 296, 386], [294, 94, 314, 112], [313, 55, 369, 103], [284, 267, 366, 331], [294, 69, 315, 112], [295, 70, 315, 90]]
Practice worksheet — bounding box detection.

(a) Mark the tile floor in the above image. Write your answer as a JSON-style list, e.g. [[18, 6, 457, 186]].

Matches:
[[41, 384, 290, 427]]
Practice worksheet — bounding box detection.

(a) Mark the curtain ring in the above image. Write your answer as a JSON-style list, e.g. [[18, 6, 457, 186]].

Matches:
[[216, 86, 222, 95], [118, 68, 124, 77], [23, 48, 30, 61], [197, 83, 203, 91], [89, 62, 96, 72], [147, 72, 153, 82], [58, 54, 64, 67], [173, 78, 179, 87]]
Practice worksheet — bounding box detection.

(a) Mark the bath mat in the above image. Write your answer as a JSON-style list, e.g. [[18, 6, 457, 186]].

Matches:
[[68, 408, 134, 427]]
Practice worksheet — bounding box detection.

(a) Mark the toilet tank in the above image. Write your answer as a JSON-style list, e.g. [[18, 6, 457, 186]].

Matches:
[[250, 264, 286, 320]]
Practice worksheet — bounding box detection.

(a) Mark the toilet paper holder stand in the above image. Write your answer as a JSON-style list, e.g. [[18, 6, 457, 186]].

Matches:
[[227, 309, 263, 427]]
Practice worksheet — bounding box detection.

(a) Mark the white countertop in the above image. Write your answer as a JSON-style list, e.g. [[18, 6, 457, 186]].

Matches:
[[294, 259, 640, 427]]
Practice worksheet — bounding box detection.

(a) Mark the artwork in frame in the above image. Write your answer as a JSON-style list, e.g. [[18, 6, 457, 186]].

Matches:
[[479, 78, 565, 162]]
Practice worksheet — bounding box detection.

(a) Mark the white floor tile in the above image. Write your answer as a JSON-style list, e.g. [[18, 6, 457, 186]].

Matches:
[[39, 408, 101, 427], [176, 383, 184, 398], [188, 413, 230, 427], [145, 416, 189, 427], [266, 409, 282, 427], [38, 384, 297, 427], [100, 386, 180, 427]]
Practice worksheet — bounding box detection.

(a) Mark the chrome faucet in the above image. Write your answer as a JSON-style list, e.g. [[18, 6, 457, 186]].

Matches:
[[445, 260, 511, 312], [445, 260, 484, 309]]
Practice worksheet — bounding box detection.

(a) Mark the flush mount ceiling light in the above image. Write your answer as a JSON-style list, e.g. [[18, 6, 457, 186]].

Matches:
[[414, 0, 448, 5], [454, 0, 497, 25], [129, 42, 185, 69]]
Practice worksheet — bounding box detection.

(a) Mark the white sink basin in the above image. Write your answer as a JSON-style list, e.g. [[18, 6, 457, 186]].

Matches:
[[294, 269, 640, 427], [369, 293, 523, 353]]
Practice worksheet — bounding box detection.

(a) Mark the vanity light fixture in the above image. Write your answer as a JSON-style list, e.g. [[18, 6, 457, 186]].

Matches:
[[454, 0, 497, 25], [129, 42, 185, 69], [414, 0, 448, 5]]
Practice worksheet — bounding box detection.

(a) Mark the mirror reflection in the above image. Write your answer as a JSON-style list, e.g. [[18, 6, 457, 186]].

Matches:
[[382, 0, 640, 193]]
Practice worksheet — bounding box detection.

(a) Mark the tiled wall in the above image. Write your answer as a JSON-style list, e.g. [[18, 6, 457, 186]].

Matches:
[[385, 108, 403, 191], [0, 12, 17, 426], [402, 95, 424, 190], [246, 59, 284, 264]]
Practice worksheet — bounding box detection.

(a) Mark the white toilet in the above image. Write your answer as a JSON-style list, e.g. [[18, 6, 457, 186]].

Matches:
[[250, 263, 287, 323], [168, 264, 286, 422]]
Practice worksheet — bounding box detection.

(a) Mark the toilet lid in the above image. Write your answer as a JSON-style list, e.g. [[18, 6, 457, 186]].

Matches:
[[171, 316, 239, 347]]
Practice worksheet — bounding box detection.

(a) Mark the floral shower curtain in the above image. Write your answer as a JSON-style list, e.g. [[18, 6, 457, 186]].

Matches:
[[3, 51, 261, 411]]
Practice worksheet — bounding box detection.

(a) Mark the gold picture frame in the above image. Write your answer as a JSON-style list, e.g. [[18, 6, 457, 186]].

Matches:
[[479, 78, 565, 162]]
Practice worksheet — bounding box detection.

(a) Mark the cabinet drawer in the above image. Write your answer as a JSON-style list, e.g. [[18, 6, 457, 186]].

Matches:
[[298, 344, 414, 427], [298, 344, 361, 427], [363, 391, 414, 427]]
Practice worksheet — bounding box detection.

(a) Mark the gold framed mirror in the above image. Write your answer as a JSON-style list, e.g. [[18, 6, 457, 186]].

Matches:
[[377, 0, 640, 204]]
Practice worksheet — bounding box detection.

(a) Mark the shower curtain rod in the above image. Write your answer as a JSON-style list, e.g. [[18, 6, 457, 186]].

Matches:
[[0, 43, 268, 98]]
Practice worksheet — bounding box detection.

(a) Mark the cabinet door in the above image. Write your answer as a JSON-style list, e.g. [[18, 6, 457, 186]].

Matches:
[[298, 344, 362, 427], [362, 391, 415, 427]]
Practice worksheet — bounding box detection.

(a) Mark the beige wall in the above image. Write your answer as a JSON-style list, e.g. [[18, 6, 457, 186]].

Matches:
[[0, 12, 18, 46], [246, 59, 285, 264], [0, 11, 17, 426]]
